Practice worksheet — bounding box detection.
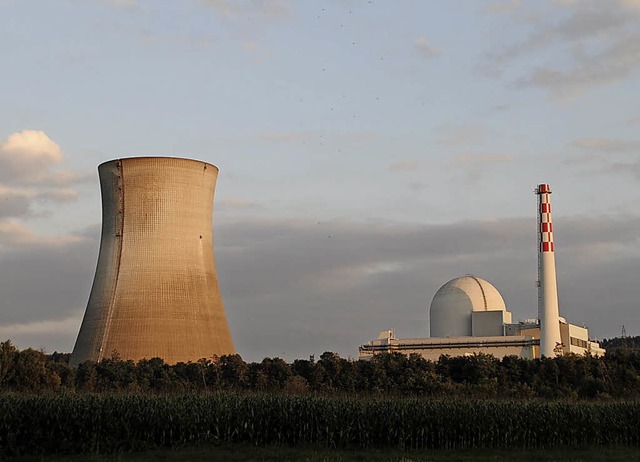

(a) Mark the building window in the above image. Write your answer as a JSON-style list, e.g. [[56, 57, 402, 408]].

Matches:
[[570, 337, 588, 349]]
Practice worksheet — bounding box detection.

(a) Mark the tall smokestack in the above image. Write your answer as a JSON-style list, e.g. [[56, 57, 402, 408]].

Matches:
[[70, 157, 235, 366], [536, 183, 562, 357]]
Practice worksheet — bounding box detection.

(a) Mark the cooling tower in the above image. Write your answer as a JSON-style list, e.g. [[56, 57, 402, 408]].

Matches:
[[536, 183, 562, 357], [70, 157, 234, 366]]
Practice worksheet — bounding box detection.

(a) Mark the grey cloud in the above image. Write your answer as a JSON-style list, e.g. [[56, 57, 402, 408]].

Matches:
[[415, 37, 441, 58], [449, 153, 516, 182], [215, 218, 534, 359], [201, 0, 292, 20], [573, 138, 640, 153], [492, 3, 634, 63], [518, 30, 640, 95], [259, 132, 312, 143], [0, 186, 82, 219], [217, 198, 259, 210], [561, 150, 640, 182], [454, 153, 516, 166], [0, 185, 79, 219], [2, 216, 638, 360], [483, 0, 523, 14], [436, 124, 491, 146], [389, 161, 420, 172], [25, 170, 97, 187], [99, 0, 139, 9], [0, 131, 91, 220], [608, 160, 640, 181], [0, 229, 97, 325], [0, 195, 31, 218], [483, 1, 640, 95], [214, 215, 638, 359]]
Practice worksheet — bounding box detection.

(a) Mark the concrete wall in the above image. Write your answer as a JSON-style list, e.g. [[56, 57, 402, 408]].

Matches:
[[472, 310, 512, 337], [568, 323, 590, 355], [71, 157, 234, 365], [359, 336, 537, 361]]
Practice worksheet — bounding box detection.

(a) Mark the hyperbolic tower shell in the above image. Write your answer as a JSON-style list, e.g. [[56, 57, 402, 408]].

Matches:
[[70, 157, 234, 365]]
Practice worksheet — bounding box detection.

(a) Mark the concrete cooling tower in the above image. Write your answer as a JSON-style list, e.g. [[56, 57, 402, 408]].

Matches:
[[70, 157, 234, 366]]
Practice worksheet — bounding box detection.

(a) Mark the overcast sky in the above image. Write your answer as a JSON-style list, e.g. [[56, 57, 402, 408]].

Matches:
[[1, 0, 640, 362]]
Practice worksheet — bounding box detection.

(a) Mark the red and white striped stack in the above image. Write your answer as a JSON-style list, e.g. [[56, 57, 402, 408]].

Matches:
[[536, 183, 562, 357]]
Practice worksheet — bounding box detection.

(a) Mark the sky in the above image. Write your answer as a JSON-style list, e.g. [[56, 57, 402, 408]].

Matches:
[[1, 0, 640, 362]]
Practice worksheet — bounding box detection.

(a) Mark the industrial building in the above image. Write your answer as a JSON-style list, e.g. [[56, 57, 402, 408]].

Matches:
[[71, 157, 234, 366], [359, 184, 605, 360]]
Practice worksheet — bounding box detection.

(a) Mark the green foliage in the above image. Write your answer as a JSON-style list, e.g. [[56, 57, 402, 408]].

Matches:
[[3, 340, 640, 456], [3, 340, 640, 399], [2, 394, 640, 456], [602, 336, 640, 351]]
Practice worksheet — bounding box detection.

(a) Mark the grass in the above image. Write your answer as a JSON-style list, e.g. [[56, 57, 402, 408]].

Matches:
[[10, 445, 640, 462]]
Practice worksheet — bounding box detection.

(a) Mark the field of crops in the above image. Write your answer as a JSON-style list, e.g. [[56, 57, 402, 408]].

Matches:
[[2, 394, 640, 457]]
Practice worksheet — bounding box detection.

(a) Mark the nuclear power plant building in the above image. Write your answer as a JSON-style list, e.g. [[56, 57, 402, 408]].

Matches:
[[359, 184, 605, 361], [70, 157, 234, 366]]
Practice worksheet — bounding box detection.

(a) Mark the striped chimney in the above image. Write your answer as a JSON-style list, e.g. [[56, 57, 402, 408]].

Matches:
[[536, 183, 562, 357]]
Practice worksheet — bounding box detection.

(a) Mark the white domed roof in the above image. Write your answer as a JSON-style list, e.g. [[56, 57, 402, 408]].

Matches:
[[429, 275, 506, 338]]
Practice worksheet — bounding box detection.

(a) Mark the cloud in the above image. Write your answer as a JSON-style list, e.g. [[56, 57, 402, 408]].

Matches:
[[561, 145, 640, 181], [454, 153, 516, 166], [1, 214, 639, 359], [0, 314, 83, 353], [100, 0, 138, 9], [414, 37, 441, 58], [436, 124, 491, 146], [202, 0, 242, 17], [0, 130, 90, 186], [0, 222, 98, 348], [258, 131, 375, 146], [259, 132, 312, 142], [0, 185, 78, 218], [218, 198, 258, 209], [0, 188, 31, 218], [0, 219, 86, 248], [0, 313, 82, 338], [389, 160, 420, 172], [45, 187, 79, 202], [620, 0, 640, 8], [0, 130, 91, 220], [241, 40, 271, 60], [201, 0, 292, 20], [0, 130, 62, 173], [215, 215, 640, 358], [483, 1, 640, 96], [573, 138, 640, 152], [517, 30, 640, 96], [608, 159, 640, 181], [483, 0, 523, 14], [450, 153, 517, 182]]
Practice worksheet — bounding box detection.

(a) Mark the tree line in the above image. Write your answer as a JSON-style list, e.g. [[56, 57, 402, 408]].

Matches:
[[2, 339, 640, 399]]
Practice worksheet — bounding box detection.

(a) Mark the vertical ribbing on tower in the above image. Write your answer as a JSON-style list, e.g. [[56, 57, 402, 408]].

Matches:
[[70, 157, 234, 365]]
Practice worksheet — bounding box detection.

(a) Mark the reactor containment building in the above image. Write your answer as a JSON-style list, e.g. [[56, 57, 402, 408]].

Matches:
[[359, 183, 605, 360], [70, 157, 234, 366]]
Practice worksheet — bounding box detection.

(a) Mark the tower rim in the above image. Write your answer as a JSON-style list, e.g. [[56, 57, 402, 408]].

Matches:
[[99, 156, 218, 172]]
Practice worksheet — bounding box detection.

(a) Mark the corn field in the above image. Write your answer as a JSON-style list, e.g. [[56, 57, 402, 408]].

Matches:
[[1, 394, 640, 456]]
